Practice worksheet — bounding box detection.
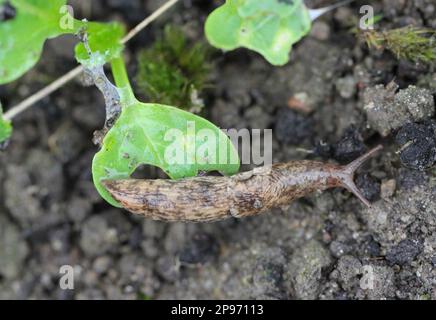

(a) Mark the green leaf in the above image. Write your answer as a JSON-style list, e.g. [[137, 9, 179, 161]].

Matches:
[[0, 0, 75, 84], [93, 102, 240, 207], [205, 0, 311, 65], [0, 0, 125, 84], [0, 105, 12, 145], [75, 22, 125, 68]]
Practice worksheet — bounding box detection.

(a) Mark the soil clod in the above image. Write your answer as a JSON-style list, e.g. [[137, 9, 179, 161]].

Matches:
[[395, 120, 436, 170]]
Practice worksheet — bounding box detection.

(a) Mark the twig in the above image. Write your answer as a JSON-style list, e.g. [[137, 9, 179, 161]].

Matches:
[[121, 0, 179, 44], [3, 66, 83, 120], [3, 0, 180, 121]]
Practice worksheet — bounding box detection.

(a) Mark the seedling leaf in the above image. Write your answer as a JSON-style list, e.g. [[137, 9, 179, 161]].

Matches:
[[76, 34, 240, 208], [0, 0, 125, 84], [0, 0, 75, 84], [75, 22, 125, 68], [205, 0, 311, 65], [93, 101, 240, 207]]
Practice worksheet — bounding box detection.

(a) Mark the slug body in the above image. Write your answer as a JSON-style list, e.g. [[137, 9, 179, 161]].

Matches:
[[102, 145, 382, 222]]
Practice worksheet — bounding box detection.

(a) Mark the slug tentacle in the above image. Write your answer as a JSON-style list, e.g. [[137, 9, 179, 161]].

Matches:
[[343, 145, 384, 176], [102, 145, 383, 222], [335, 145, 384, 208]]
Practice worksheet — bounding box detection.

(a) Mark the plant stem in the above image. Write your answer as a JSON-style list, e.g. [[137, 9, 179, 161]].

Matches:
[[110, 56, 136, 104], [4, 0, 180, 120], [110, 57, 131, 89]]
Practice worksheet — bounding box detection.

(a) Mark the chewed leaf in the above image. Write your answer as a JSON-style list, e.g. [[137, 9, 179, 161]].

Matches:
[[238, 0, 301, 18], [0, 0, 75, 84], [0, 105, 12, 146], [75, 22, 125, 68], [205, 0, 311, 65], [93, 102, 240, 207]]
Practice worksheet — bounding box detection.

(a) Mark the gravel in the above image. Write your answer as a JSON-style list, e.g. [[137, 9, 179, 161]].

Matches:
[[0, 214, 29, 279], [386, 239, 423, 266], [0, 0, 434, 300], [285, 240, 331, 299], [362, 83, 435, 137], [395, 120, 436, 170]]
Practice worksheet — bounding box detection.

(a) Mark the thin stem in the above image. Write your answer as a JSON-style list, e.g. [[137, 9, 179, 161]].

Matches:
[[111, 57, 131, 89], [110, 56, 136, 104], [4, 0, 180, 120]]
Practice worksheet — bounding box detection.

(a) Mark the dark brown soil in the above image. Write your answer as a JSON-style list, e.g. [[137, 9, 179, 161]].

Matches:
[[0, 0, 434, 300]]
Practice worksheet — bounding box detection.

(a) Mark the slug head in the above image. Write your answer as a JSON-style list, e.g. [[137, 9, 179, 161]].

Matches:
[[334, 145, 383, 208]]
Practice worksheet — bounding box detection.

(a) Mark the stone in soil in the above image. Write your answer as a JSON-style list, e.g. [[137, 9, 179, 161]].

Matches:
[[364, 265, 396, 300], [395, 120, 436, 170], [335, 76, 357, 99], [397, 168, 429, 189], [285, 240, 331, 299], [4, 149, 64, 227], [251, 247, 288, 300], [362, 83, 435, 137], [0, 214, 29, 279], [79, 212, 132, 257], [386, 239, 423, 266], [332, 126, 366, 164], [335, 255, 363, 291]]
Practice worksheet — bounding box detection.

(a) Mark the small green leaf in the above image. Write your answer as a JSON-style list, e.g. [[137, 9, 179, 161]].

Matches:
[[0, 0, 125, 84], [363, 14, 383, 29], [0, 0, 75, 84], [93, 102, 240, 207], [205, 0, 311, 65], [75, 22, 125, 68], [0, 105, 12, 145]]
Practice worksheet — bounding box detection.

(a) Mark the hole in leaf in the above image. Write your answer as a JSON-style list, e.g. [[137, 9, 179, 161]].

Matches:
[[131, 164, 170, 180], [0, 1, 16, 22]]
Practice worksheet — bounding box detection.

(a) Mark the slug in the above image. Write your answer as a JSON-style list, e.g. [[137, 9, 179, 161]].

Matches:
[[102, 145, 383, 222]]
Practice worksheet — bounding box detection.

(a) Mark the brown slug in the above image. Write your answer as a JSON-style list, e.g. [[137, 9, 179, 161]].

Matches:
[[102, 145, 383, 222]]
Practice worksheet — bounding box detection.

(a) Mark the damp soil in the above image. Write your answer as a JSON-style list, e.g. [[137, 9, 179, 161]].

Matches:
[[0, 0, 435, 299]]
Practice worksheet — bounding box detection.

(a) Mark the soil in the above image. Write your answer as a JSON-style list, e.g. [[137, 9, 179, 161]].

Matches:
[[0, 0, 435, 300]]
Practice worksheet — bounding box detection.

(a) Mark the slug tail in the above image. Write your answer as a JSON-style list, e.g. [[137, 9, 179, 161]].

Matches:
[[339, 145, 383, 208]]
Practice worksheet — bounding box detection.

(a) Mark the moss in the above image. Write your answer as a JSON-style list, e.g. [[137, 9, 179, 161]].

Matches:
[[135, 25, 212, 113], [137, 292, 152, 300], [362, 26, 436, 64]]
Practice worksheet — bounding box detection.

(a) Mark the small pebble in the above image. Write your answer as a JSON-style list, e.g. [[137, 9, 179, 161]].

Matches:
[[380, 179, 396, 199]]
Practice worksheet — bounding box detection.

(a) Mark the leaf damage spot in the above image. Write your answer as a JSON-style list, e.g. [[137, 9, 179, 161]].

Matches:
[[0, 1, 16, 22]]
